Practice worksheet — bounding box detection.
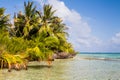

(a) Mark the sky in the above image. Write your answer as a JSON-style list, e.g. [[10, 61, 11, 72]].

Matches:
[[0, 0, 120, 52]]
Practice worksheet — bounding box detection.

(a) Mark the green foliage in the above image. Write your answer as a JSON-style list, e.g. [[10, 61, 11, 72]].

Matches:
[[0, 8, 10, 30], [6, 37, 35, 54], [43, 4, 56, 22], [0, 1, 76, 67], [26, 46, 43, 61], [0, 52, 27, 70], [13, 1, 41, 39]]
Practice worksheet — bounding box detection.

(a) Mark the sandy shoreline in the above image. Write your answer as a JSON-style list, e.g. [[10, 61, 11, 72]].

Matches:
[[1, 55, 120, 80]]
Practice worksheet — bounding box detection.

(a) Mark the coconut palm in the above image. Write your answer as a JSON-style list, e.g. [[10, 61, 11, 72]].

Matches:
[[13, 2, 58, 61], [40, 5, 67, 53], [0, 1, 76, 71], [12, 1, 75, 62], [42, 4, 55, 23], [14, 1, 41, 39], [0, 8, 10, 30]]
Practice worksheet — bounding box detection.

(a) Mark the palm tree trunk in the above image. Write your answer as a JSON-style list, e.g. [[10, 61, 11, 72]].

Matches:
[[1, 60, 3, 70]]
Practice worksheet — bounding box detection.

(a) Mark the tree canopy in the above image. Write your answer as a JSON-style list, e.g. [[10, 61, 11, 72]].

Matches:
[[0, 1, 76, 71]]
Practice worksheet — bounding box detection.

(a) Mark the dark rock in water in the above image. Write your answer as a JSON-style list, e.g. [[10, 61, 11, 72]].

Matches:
[[68, 55, 74, 58], [57, 52, 69, 59], [52, 54, 58, 59], [52, 52, 76, 59]]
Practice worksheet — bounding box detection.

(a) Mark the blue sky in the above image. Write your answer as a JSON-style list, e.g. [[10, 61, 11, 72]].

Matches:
[[63, 0, 120, 40], [0, 0, 120, 52]]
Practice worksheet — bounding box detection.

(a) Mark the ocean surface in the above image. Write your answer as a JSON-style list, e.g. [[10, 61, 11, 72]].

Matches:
[[1, 52, 120, 80], [79, 52, 120, 60]]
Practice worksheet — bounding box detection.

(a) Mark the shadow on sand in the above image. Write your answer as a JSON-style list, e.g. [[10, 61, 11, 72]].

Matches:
[[28, 65, 52, 69]]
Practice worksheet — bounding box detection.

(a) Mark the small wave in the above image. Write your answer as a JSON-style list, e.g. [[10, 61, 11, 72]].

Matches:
[[94, 57, 120, 61], [76, 57, 120, 61]]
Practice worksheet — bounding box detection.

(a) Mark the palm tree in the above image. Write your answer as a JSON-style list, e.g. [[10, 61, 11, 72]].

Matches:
[[42, 5, 55, 22], [0, 1, 76, 71], [14, 1, 41, 39], [12, 1, 75, 62], [13, 2, 58, 62], [0, 8, 10, 32]]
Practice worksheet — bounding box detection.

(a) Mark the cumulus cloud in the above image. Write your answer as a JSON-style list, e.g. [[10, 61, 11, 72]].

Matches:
[[34, 0, 102, 51], [47, 0, 102, 48], [47, 0, 91, 36]]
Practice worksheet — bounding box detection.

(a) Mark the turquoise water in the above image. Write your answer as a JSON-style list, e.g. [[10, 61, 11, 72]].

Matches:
[[1, 53, 120, 80], [70, 53, 120, 80], [79, 52, 120, 60]]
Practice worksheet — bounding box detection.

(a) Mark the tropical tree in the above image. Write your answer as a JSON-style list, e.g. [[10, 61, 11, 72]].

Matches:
[[0, 1, 76, 71], [13, 1, 41, 39], [11, 1, 75, 62], [0, 8, 27, 71], [0, 8, 10, 30], [12, 2, 58, 61], [0, 7, 10, 53]]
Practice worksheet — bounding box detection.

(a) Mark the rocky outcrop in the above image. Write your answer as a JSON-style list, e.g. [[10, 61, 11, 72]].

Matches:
[[53, 52, 76, 59]]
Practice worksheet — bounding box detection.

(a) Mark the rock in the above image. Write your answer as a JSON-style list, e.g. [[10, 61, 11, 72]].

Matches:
[[52, 52, 76, 59], [57, 52, 69, 59], [52, 54, 58, 59]]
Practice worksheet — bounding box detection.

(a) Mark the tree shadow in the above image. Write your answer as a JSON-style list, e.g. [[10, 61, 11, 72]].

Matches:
[[28, 65, 52, 69]]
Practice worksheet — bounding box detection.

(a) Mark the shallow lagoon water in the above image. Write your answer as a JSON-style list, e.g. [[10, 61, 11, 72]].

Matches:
[[1, 54, 120, 80]]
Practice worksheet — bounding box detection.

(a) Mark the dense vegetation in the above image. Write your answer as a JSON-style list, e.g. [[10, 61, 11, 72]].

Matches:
[[0, 1, 76, 71]]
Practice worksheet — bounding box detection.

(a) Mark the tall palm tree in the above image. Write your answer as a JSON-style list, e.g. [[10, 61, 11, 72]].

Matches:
[[12, 2, 75, 61], [13, 2, 59, 61], [0, 8, 10, 31], [42, 4, 55, 23], [14, 1, 41, 39]]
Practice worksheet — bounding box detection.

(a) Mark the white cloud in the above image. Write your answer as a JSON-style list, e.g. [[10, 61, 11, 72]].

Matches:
[[34, 0, 102, 51], [47, 0, 102, 49], [34, 0, 46, 7], [111, 32, 120, 45], [77, 36, 102, 48], [47, 0, 91, 36]]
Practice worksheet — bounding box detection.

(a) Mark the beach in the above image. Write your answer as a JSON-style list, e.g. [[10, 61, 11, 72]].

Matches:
[[1, 53, 120, 80]]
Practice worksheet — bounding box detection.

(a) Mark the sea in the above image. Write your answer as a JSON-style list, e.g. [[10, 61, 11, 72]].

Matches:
[[79, 52, 120, 60], [1, 52, 120, 80]]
